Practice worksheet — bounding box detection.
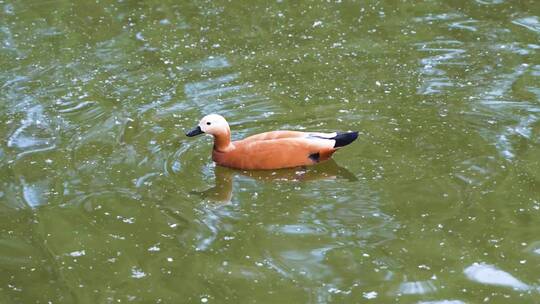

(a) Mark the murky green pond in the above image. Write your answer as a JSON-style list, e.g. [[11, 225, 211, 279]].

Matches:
[[1, 0, 539, 303]]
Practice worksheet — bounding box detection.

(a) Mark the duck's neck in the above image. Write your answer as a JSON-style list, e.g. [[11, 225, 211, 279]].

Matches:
[[213, 129, 233, 152]]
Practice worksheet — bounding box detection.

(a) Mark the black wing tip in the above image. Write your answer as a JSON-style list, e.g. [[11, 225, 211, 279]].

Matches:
[[333, 131, 358, 148]]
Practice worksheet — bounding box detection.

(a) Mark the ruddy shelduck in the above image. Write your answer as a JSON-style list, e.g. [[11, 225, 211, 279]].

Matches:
[[186, 114, 358, 170]]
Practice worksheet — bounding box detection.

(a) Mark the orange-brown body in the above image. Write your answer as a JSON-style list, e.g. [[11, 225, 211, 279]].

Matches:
[[212, 131, 337, 170]]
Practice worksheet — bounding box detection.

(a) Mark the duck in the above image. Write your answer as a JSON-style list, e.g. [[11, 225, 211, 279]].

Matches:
[[185, 114, 358, 170]]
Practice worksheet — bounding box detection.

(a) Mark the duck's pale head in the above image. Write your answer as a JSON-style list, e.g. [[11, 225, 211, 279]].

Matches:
[[186, 114, 230, 137]]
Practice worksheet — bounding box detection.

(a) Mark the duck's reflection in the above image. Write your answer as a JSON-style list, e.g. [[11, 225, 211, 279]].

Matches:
[[194, 159, 357, 203]]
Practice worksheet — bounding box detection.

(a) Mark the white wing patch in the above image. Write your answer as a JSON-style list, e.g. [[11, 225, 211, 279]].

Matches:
[[307, 132, 338, 139], [306, 132, 338, 149]]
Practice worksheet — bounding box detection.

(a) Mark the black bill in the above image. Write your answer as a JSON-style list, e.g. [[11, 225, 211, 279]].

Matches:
[[185, 125, 204, 137]]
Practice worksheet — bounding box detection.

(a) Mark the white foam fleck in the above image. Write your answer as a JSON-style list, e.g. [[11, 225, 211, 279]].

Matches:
[[363, 291, 378, 299], [69, 250, 86, 257], [131, 267, 146, 279], [135, 32, 145, 41], [148, 245, 160, 252]]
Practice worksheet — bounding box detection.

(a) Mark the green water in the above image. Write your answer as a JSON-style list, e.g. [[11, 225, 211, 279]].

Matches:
[[1, 0, 540, 303]]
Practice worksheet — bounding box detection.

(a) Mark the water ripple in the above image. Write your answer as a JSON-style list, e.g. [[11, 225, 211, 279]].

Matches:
[[7, 105, 57, 158], [414, 40, 466, 95], [464, 262, 531, 291], [470, 64, 540, 160], [512, 16, 540, 34], [185, 73, 245, 100], [398, 280, 437, 295]]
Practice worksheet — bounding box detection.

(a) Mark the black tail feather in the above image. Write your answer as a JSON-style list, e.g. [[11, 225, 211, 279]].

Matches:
[[333, 132, 358, 148]]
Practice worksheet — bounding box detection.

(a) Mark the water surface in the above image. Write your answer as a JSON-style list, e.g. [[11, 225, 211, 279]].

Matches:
[[1, 0, 539, 303]]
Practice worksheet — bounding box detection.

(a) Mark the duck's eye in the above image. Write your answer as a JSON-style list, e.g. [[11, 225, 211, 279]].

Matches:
[[206, 122, 211, 125]]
